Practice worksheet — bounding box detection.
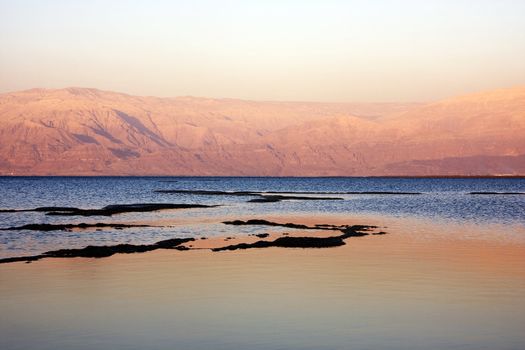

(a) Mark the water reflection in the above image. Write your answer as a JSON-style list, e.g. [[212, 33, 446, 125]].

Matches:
[[1, 177, 524, 258], [1, 217, 524, 350]]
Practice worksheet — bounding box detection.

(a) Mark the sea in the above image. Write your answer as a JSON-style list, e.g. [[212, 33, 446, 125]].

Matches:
[[1, 176, 525, 350], [0, 176, 524, 258]]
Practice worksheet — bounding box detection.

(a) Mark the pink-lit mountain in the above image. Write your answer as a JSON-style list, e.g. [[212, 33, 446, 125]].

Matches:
[[0, 87, 523, 176]]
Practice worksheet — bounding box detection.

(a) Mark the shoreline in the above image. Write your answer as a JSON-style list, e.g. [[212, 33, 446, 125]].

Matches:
[[1, 175, 525, 178]]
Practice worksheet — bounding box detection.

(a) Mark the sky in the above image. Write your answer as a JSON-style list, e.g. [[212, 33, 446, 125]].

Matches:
[[1, 0, 524, 102]]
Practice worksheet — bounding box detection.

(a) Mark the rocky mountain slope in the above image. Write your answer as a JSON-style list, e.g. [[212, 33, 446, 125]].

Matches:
[[0, 87, 523, 175]]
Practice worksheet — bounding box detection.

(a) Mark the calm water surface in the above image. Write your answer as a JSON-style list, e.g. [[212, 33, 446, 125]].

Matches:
[[1, 177, 524, 350], [0, 176, 524, 257]]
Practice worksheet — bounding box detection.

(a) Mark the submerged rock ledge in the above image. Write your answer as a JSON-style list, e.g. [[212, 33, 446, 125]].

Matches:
[[156, 189, 421, 196], [469, 192, 524, 195], [155, 189, 344, 202], [247, 195, 343, 202], [212, 219, 376, 252], [0, 220, 386, 264], [0, 203, 217, 216], [213, 236, 346, 251], [0, 237, 195, 264], [223, 219, 376, 232], [265, 191, 422, 195], [0, 223, 154, 232], [214, 222, 376, 251]]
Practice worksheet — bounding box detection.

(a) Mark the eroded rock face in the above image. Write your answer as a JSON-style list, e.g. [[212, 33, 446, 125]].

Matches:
[[1, 87, 524, 176]]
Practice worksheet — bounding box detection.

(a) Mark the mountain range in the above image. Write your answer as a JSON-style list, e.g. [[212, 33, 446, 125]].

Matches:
[[0, 86, 524, 176]]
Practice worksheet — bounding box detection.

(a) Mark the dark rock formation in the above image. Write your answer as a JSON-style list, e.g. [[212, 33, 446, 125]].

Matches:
[[0, 203, 216, 216], [469, 192, 524, 195], [0, 206, 78, 213], [213, 236, 346, 251], [155, 189, 344, 202], [248, 195, 343, 202], [263, 191, 422, 195], [1, 223, 153, 231], [155, 189, 256, 196], [224, 219, 310, 229], [0, 217, 386, 263], [0, 237, 195, 264], [223, 219, 376, 232], [214, 219, 383, 251]]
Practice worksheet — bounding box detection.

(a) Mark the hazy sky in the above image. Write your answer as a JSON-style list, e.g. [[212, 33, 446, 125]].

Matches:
[[1, 0, 524, 102]]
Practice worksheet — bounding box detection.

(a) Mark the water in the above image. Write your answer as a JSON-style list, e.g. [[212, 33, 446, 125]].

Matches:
[[0, 176, 524, 258], [1, 177, 525, 349]]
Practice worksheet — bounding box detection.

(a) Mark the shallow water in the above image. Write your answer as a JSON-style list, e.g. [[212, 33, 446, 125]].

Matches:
[[1, 217, 524, 350], [1, 177, 525, 349], [0, 177, 524, 257]]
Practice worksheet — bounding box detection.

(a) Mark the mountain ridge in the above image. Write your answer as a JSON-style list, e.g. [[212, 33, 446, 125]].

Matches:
[[0, 86, 523, 176]]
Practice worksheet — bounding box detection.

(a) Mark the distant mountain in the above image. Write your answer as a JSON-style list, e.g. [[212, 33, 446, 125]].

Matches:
[[0, 87, 523, 176]]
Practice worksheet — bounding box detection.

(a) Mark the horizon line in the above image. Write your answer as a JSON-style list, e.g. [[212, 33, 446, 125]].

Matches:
[[2, 85, 524, 105]]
